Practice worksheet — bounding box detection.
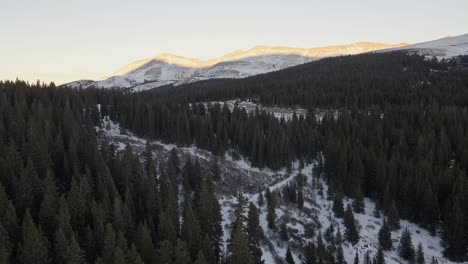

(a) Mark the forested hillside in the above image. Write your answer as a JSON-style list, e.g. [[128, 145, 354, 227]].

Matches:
[[0, 51, 467, 263], [94, 52, 468, 261]]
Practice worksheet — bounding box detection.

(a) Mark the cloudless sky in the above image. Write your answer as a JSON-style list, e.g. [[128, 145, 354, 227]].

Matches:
[[1, 0, 467, 84]]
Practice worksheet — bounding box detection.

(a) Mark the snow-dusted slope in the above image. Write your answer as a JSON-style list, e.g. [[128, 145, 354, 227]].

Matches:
[[66, 42, 405, 91], [96, 113, 459, 264], [381, 33, 468, 59]]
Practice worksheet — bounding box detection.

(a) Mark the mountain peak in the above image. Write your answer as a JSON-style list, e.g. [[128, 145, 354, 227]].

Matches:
[[67, 41, 409, 90]]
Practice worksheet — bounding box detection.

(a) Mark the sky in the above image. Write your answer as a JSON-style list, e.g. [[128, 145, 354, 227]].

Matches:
[[1, 0, 467, 85]]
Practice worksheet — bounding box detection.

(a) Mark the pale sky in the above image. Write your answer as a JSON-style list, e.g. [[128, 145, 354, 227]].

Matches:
[[1, 0, 467, 84]]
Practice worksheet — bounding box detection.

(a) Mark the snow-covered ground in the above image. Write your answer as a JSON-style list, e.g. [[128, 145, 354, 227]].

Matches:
[[96, 116, 462, 264], [380, 33, 468, 59], [199, 100, 308, 121]]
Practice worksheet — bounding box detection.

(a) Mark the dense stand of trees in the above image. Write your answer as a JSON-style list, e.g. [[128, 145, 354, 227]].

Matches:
[[88, 52, 467, 261], [0, 51, 467, 262]]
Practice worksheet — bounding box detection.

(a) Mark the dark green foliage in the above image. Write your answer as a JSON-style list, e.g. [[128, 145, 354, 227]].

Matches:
[[378, 218, 392, 250], [336, 245, 345, 264], [1, 52, 468, 262], [443, 198, 467, 261], [344, 205, 359, 245], [228, 222, 255, 264], [280, 222, 289, 241], [387, 200, 400, 230], [398, 228, 415, 261], [285, 247, 295, 264], [333, 192, 345, 218], [376, 247, 385, 264], [266, 189, 276, 229], [257, 192, 264, 207], [417, 243, 425, 264], [247, 203, 262, 264], [18, 210, 49, 264], [195, 250, 209, 264]]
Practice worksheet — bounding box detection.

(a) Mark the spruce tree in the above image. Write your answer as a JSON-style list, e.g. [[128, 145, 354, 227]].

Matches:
[[0, 222, 12, 264], [378, 218, 392, 250], [156, 240, 174, 264], [18, 210, 49, 264], [286, 247, 295, 264], [194, 250, 209, 264], [398, 228, 415, 261], [247, 203, 262, 264], [363, 251, 372, 264], [266, 189, 276, 229], [387, 200, 400, 230], [333, 192, 345, 218], [416, 243, 425, 264], [281, 222, 289, 241], [182, 202, 202, 260], [336, 245, 345, 264], [174, 239, 192, 264], [376, 247, 385, 264], [344, 205, 359, 245], [302, 243, 317, 264], [257, 192, 264, 207], [442, 199, 466, 261], [136, 223, 156, 264], [228, 223, 254, 264], [297, 188, 304, 210]]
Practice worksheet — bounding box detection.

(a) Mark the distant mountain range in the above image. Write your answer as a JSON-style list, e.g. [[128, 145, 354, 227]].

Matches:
[[66, 42, 406, 91], [379, 33, 468, 58], [66, 34, 468, 91]]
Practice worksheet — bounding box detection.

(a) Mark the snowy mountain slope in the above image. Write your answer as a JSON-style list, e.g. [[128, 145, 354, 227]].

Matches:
[[66, 42, 405, 90], [96, 113, 459, 264], [380, 33, 468, 59]]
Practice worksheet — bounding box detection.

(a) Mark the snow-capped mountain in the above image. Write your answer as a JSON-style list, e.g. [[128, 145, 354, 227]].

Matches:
[[380, 33, 468, 59], [66, 42, 406, 91]]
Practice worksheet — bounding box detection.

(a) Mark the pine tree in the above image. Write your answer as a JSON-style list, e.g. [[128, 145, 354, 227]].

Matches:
[[376, 247, 385, 264], [0, 222, 12, 264], [378, 218, 392, 250], [247, 203, 262, 264], [286, 247, 295, 264], [352, 187, 365, 214], [182, 202, 202, 260], [102, 223, 116, 263], [336, 245, 345, 264], [387, 200, 400, 230], [333, 192, 345, 218], [398, 228, 415, 261], [257, 192, 264, 207], [18, 210, 49, 264], [335, 225, 343, 244], [297, 188, 304, 210], [344, 205, 359, 244], [228, 222, 255, 264], [442, 199, 466, 261], [65, 235, 86, 264], [354, 252, 359, 264], [156, 240, 173, 264], [266, 189, 276, 229], [281, 222, 289, 241], [416, 243, 425, 264], [302, 243, 317, 264], [363, 251, 372, 264], [174, 239, 192, 264], [136, 223, 156, 264], [126, 244, 144, 264], [194, 250, 209, 264]]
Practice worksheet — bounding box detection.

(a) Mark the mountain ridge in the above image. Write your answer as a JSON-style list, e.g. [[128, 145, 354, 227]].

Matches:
[[66, 42, 406, 90]]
